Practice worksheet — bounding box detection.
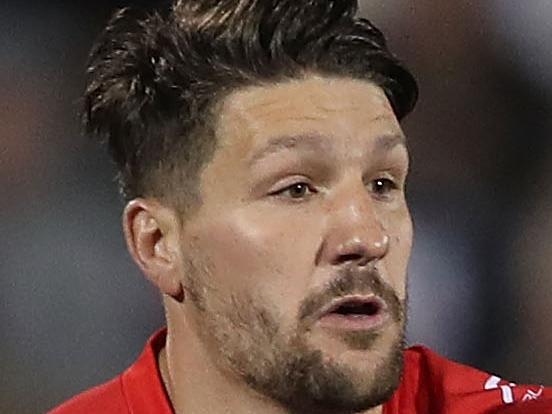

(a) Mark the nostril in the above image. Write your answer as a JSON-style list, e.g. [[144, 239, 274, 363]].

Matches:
[[341, 253, 361, 261], [338, 253, 365, 264], [334, 239, 373, 266]]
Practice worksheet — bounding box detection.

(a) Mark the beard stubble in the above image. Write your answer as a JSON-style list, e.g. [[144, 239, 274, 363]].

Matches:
[[183, 259, 407, 413]]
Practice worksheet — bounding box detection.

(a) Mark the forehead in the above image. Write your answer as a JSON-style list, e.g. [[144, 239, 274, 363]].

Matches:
[[214, 76, 401, 157]]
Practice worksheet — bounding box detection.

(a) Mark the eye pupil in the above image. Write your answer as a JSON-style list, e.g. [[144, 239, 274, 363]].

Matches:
[[374, 178, 393, 194], [290, 183, 307, 197]]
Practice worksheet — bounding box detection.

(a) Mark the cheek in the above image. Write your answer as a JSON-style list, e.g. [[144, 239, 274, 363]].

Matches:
[[188, 208, 309, 301], [190, 208, 318, 333], [384, 210, 413, 300], [398, 211, 414, 260]]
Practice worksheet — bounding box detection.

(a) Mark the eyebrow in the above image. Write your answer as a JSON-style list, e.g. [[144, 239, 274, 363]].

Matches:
[[247, 132, 406, 167], [373, 133, 407, 153]]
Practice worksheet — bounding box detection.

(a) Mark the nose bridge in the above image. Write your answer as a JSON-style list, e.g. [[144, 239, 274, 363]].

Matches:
[[317, 182, 389, 267]]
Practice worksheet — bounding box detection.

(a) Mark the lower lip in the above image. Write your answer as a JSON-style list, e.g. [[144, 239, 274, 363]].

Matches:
[[317, 312, 389, 331]]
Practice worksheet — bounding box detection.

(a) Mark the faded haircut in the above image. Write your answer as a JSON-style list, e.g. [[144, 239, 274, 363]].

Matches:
[[84, 0, 418, 215]]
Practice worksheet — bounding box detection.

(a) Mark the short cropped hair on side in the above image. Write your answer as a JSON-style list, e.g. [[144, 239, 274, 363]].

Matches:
[[83, 0, 418, 218]]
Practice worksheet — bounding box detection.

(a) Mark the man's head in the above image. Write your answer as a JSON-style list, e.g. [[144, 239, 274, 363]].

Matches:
[[85, 0, 417, 412]]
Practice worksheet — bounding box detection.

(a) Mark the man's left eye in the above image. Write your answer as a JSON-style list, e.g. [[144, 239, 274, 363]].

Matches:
[[370, 178, 398, 196]]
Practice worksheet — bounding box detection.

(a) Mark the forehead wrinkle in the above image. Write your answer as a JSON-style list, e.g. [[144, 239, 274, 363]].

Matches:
[[248, 133, 333, 168], [247, 131, 406, 169], [216, 78, 403, 168], [372, 133, 408, 154], [226, 87, 299, 122], [226, 80, 386, 123]]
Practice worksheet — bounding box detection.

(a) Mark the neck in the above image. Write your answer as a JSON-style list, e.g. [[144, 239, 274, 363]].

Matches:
[[159, 301, 383, 414]]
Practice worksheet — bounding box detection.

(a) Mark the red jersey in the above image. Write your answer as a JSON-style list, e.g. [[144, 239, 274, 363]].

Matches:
[[49, 329, 552, 414]]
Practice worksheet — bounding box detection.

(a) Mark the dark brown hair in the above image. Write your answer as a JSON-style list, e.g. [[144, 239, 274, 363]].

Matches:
[[84, 0, 418, 213]]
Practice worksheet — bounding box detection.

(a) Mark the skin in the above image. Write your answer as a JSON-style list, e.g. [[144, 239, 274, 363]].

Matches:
[[124, 75, 413, 414]]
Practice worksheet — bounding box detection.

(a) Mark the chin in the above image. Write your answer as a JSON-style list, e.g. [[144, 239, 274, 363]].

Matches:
[[236, 318, 405, 413], [292, 336, 404, 413], [312, 319, 404, 361]]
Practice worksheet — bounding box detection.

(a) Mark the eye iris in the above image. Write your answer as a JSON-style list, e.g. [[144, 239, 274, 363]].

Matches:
[[289, 183, 307, 198], [375, 179, 390, 193]]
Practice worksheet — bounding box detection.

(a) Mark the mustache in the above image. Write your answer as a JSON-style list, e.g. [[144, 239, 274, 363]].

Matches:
[[298, 266, 405, 325]]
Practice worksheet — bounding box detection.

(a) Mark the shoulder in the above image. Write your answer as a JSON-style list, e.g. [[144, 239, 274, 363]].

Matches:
[[47, 328, 170, 414], [392, 345, 552, 414], [492, 399, 552, 413], [404, 345, 493, 384], [48, 376, 128, 414]]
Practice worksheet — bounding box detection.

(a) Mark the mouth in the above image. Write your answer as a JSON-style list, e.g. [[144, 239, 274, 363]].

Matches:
[[315, 295, 389, 332]]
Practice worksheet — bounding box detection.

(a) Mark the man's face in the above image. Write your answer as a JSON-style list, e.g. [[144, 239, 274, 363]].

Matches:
[[176, 76, 412, 412]]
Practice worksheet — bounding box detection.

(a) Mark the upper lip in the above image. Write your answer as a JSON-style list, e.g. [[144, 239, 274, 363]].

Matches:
[[316, 295, 387, 319]]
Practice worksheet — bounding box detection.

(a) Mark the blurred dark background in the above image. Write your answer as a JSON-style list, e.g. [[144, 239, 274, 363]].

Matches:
[[1, 1, 551, 412]]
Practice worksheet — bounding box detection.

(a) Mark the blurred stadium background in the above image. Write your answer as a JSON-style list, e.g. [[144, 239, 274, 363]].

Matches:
[[2, 1, 551, 412]]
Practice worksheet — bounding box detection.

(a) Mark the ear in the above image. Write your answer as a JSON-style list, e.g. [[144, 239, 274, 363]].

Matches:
[[123, 198, 183, 299]]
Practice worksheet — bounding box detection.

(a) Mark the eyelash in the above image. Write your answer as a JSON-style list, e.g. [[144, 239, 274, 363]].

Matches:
[[271, 182, 317, 201], [271, 178, 400, 201], [371, 178, 400, 197]]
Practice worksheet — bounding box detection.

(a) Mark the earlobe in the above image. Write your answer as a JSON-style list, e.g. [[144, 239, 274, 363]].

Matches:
[[123, 199, 184, 299]]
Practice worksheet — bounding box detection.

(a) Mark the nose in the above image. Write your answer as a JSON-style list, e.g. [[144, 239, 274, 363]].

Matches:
[[316, 195, 390, 268], [332, 233, 389, 267]]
